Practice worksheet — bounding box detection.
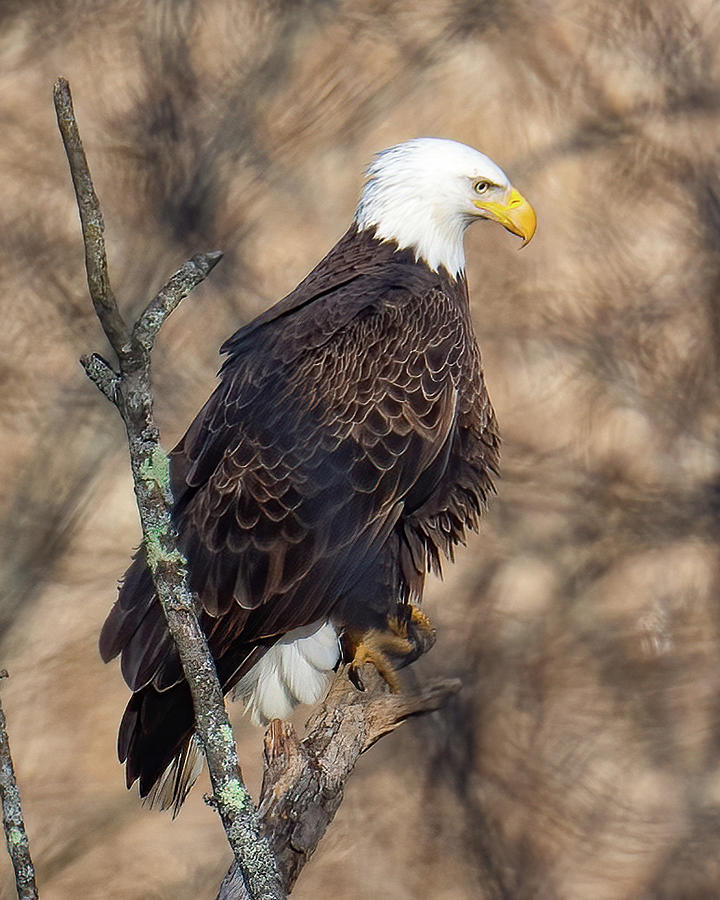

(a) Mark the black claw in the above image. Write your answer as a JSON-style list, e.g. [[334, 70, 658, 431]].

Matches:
[[391, 605, 436, 669], [348, 666, 366, 692]]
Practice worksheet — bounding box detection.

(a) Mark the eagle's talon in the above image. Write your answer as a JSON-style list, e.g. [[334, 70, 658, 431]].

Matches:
[[348, 665, 366, 692]]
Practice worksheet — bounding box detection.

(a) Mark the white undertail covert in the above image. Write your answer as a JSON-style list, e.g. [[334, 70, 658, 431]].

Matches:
[[234, 621, 340, 725]]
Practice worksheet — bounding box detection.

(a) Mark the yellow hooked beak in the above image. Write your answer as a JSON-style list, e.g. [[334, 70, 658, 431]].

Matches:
[[473, 187, 537, 246]]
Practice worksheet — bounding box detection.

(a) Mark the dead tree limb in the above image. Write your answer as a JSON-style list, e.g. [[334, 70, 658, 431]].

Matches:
[[53, 77, 284, 900], [0, 671, 39, 900], [218, 667, 461, 899]]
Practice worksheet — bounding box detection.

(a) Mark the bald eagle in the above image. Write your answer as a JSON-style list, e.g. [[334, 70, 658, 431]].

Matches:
[[100, 137, 536, 811]]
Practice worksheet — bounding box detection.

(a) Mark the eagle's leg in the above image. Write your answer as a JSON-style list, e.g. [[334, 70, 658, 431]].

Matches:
[[342, 604, 436, 692]]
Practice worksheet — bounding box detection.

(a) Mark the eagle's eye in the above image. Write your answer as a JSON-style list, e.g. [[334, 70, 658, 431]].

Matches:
[[473, 180, 491, 195]]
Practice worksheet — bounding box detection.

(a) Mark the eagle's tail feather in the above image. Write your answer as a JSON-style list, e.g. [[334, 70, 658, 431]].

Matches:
[[118, 679, 197, 814], [143, 734, 204, 818], [116, 642, 269, 813]]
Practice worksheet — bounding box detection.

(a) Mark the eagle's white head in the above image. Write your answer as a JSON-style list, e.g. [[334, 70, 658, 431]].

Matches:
[[354, 137, 536, 278]]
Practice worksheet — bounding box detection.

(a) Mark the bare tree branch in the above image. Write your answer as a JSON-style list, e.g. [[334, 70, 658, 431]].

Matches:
[[52, 78, 128, 352], [0, 672, 38, 900], [218, 667, 462, 899], [53, 76, 284, 900]]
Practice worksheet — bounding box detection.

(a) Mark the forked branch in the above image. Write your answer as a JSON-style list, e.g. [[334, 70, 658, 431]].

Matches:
[[53, 76, 283, 900]]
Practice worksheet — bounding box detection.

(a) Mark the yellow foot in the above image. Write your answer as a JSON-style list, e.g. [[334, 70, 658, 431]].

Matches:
[[343, 629, 410, 692], [342, 604, 436, 692]]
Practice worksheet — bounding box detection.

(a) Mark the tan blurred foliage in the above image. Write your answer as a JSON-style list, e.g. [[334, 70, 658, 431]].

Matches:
[[2, 0, 720, 897]]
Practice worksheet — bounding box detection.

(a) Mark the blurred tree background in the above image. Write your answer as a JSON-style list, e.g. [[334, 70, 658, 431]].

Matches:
[[1, 0, 720, 897]]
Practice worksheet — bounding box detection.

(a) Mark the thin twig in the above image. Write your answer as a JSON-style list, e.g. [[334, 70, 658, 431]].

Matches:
[[53, 77, 284, 900], [0, 671, 39, 900], [133, 252, 224, 353], [52, 77, 128, 352], [54, 75, 461, 900]]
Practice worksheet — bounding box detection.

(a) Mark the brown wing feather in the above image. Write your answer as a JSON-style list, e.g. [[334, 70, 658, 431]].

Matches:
[[405, 318, 500, 575], [171, 284, 464, 642]]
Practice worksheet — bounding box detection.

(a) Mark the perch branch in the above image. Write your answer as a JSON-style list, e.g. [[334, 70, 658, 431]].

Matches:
[[217, 667, 462, 899], [0, 672, 38, 900], [53, 76, 283, 900]]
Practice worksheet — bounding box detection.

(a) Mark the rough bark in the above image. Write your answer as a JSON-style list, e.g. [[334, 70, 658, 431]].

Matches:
[[0, 672, 38, 900], [217, 667, 461, 899]]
